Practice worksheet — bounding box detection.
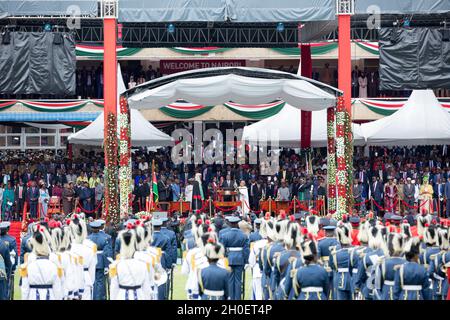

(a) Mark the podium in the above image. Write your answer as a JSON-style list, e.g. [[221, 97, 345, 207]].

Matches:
[[217, 189, 238, 201]]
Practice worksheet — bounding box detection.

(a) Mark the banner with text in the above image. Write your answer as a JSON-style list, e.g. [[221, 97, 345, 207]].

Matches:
[[160, 60, 246, 75]]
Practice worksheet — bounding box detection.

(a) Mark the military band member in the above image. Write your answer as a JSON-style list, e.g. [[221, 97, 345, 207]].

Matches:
[[330, 223, 353, 300], [393, 237, 432, 300], [428, 226, 449, 300], [0, 233, 12, 300], [50, 222, 83, 300], [151, 218, 170, 299], [249, 219, 263, 243], [181, 223, 217, 299], [374, 233, 406, 300], [20, 225, 63, 300], [68, 214, 98, 300], [198, 240, 230, 300], [259, 216, 276, 300], [109, 227, 152, 300], [317, 222, 340, 299], [292, 237, 329, 300], [134, 221, 158, 300], [88, 220, 113, 300], [0, 221, 17, 298], [274, 216, 302, 300], [248, 219, 268, 300], [354, 225, 385, 300], [219, 215, 249, 300]]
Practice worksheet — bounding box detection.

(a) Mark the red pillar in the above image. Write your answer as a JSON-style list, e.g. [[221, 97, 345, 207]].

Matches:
[[300, 44, 312, 149], [103, 17, 118, 221], [338, 14, 352, 115]]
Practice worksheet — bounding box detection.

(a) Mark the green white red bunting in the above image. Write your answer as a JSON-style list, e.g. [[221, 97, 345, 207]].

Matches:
[[159, 101, 286, 119], [354, 41, 379, 55], [358, 98, 450, 116], [76, 44, 142, 58], [169, 47, 231, 55], [0, 100, 104, 112], [1, 98, 449, 119]]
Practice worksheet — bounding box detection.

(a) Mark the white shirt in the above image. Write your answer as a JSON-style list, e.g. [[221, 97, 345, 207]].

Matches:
[[109, 258, 152, 300]]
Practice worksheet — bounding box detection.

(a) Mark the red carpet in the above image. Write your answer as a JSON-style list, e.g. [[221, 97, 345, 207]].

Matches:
[[9, 222, 22, 256]]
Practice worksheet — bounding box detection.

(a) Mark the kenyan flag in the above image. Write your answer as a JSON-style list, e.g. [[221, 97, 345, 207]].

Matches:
[[151, 170, 158, 204]]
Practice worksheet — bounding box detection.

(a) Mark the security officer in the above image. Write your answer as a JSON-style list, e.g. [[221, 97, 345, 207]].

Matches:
[[393, 237, 432, 300], [161, 216, 178, 299], [20, 223, 36, 264], [87, 220, 113, 300], [249, 219, 263, 243], [151, 218, 170, 300], [219, 215, 250, 300], [292, 238, 329, 300], [0, 236, 12, 300], [160, 217, 178, 265], [330, 223, 354, 300], [198, 241, 230, 300], [374, 233, 406, 300], [0, 221, 17, 298], [317, 223, 340, 299]]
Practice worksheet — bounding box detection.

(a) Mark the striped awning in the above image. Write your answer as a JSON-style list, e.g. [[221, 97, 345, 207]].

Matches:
[[0, 112, 101, 122]]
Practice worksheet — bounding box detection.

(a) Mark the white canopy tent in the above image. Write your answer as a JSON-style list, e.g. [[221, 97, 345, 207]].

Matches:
[[69, 65, 174, 147], [68, 109, 174, 147], [126, 67, 340, 111], [361, 90, 450, 146], [242, 104, 366, 147]]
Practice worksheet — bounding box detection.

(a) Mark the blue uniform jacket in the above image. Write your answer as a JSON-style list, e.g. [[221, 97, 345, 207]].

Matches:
[[331, 247, 353, 292], [293, 264, 329, 300], [20, 234, 32, 264], [88, 232, 113, 269], [0, 234, 17, 270], [219, 228, 249, 266], [249, 231, 262, 243], [393, 261, 432, 300], [152, 231, 171, 269], [273, 249, 302, 299], [199, 264, 229, 300], [355, 248, 384, 299], [375, 257, 406, 300], [161, 227, 177, 266], [317, 237, 341, 265], [282, 257, 303, 300], [428, 251, 448, 299]]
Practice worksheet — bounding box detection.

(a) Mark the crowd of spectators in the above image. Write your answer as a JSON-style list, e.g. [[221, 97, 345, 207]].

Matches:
[[0, 144, 449, 222]]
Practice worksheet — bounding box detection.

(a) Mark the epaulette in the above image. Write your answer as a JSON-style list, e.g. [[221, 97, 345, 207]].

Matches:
[[19, 264, 28, 278], [109, 264, 117, 278], [78, 256, 84, 265], [24, 252, 29, 264], [146, 262, 151, 273], [115, 254, 121, 261], [57, 266, 64, 278]]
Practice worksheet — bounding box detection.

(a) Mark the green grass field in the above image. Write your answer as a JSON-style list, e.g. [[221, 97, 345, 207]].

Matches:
[[13, 266, 253, 300]]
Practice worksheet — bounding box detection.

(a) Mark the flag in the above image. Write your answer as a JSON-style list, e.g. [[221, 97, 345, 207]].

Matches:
[[148, 160, 158, 210], [152, 170, 159, 203]]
